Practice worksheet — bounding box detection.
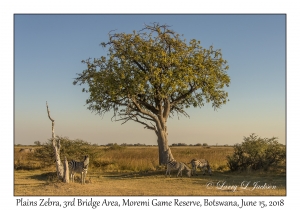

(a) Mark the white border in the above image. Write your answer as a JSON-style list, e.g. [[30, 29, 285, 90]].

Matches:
[[3, 0, 297, 209]]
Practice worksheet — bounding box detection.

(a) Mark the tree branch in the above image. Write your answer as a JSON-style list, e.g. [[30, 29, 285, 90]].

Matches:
[[170, 85, 196, 107], [116, 113, 157, 131], [131, 96, 158, 120], [162, 98, 170, 119], [46, 101, 55, 123], [136, 98, 159, 115], [133, 59, 147, 74]]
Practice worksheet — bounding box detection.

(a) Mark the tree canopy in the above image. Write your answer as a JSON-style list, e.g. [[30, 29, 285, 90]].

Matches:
[[73, 23, 230, 164]]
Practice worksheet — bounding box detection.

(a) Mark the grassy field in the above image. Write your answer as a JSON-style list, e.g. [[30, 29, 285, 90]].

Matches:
[[14, 145, 286, 196]]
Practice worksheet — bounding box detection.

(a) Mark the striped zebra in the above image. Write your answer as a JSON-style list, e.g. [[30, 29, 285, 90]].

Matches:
[[68, 155, 89, 184], [165, 159, 191, 178], [190, 159, 212, 176]]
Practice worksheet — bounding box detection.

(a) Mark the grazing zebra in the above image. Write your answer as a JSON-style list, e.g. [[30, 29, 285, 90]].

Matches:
[[68, 155, 89, 184], [165, 159, 191, 178], [190, 159, 212, 176]]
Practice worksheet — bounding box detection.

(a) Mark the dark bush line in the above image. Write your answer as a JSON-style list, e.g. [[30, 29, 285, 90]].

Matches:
[[226, 134, 286, 171]]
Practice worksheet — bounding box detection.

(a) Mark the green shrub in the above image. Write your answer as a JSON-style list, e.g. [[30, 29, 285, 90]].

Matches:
[[226, 133, 285, 171], [105, 143, 126, 151], [34, 136, 103, 168]]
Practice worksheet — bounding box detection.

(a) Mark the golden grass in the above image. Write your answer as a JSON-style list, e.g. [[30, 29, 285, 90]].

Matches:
[[14, 170, 285, 196], [90, 146, 233, 172], [14, 145, 286, 196]]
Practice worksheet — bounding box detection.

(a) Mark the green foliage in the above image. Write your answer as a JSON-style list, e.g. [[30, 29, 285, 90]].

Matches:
[[171, 143, 188, 146], [34, 136, 104, 168], [226, 134, 286, 171], [105, 143, 126, 151], [202, 143, 208, 146], [34, 141, 41, 146], [73, 23, 230, 126]]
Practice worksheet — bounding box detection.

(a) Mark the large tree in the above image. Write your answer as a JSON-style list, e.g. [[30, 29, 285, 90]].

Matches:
[[73, 23, 230, 164]]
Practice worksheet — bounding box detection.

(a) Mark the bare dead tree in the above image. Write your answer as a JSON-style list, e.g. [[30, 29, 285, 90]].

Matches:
[[46, 101, 64, 181], [63, 156, 69, 183]]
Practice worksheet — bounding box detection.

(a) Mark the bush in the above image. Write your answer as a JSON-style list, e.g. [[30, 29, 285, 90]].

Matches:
[[105, 143, 126, 151], [226, 134, 285, 171], [34, 141, 41, 146], [34, 136, 103, 168]]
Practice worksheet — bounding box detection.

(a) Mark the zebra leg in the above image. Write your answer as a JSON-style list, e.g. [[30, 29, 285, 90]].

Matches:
[[193, 167, 197, 176], [187, 170, 191, 177], [165, 168, 170, 177], [202, 167, 206, 175], [177, 169, 182, 177], [82, 170, 87, 184], [194, 167, 197, 176], [81, 171, 84, 184]]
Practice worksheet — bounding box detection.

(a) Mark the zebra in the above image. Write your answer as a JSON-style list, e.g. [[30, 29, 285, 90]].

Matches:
[[68, 155, 89, 184], [165, 159, 191, 178], [190, 159, 212, 176]]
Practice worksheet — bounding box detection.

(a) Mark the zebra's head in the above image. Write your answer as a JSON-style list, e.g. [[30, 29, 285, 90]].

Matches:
[[83, 155, 89, 167]]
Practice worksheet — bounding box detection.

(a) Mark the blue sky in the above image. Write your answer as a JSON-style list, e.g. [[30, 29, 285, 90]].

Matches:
[[14, 14, 286, 146]]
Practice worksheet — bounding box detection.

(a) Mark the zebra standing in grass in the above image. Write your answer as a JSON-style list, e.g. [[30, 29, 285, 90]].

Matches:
[[68, 155, 89, 184], [165, 159, 191, 178], [190, 159, 212, 176]]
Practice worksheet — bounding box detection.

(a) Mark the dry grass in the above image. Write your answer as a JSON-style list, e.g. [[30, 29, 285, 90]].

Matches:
[[14, 170, 286, 196], [14, 145, 286, 196], [90, 146, 233, 172]]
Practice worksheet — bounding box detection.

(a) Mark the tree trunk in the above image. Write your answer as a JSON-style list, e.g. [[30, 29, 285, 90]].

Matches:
[[46, 102, 64, 180], [63, 156, 69, 183], [156, 129, 174, 165]]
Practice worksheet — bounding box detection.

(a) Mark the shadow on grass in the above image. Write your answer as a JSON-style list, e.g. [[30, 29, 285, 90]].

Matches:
[[29, 172, 58, 182], [26, 168, 286, 190], [100, 170, 165, 179]]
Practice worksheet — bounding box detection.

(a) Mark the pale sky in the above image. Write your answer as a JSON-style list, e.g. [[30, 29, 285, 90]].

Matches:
[[13, 14, 286, 146]]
